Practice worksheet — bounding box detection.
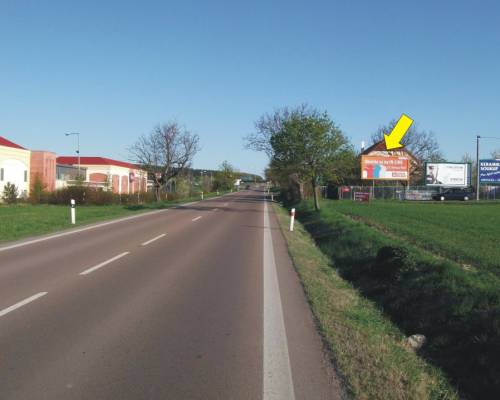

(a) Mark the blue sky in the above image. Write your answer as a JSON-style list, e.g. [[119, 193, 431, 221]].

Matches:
[[1, 0, 500, 175]]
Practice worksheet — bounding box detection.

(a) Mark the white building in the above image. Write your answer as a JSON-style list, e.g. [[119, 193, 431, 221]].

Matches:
[[56, 156, 147, 194], [0, 136, 31, 198]]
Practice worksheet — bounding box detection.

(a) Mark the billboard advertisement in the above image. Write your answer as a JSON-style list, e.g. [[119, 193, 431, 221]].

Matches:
[[361, 156, 409, 180], [425, 163, 470, 187], [479, 159, 500, 184]]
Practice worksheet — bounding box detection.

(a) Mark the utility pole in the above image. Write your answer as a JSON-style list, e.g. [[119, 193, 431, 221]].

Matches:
[[476, 135, 480, 201]]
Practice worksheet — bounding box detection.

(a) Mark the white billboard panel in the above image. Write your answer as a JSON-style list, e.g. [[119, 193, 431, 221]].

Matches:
[[425, 163, 470, 187]]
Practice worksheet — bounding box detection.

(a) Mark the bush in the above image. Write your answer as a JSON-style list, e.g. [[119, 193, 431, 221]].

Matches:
[[29, 174, 48, 204], [2, 182, 19, 204]]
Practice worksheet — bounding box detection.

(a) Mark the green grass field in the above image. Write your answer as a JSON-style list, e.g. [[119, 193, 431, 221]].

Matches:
[[0, 191, 225, 243], [293, 199, 500, 398], [331, 200, 500, 273]]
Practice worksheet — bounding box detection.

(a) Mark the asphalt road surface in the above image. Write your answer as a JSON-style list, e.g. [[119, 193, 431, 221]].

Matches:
[[0, 189, 341, 399]]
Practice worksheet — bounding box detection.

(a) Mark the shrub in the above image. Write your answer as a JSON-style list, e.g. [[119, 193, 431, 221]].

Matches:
[[2, 182, 19, 204], [29, 174, 47, 204]]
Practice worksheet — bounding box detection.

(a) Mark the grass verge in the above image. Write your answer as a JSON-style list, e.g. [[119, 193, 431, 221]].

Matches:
[[273, 203, 457, 400], [0, 191, 227, 243]]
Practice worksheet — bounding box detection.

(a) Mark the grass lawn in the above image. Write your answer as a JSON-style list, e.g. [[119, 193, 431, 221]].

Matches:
[[330, 200, 500, 273], [0, 191, 226, 243], [273, 204, 457, 400]]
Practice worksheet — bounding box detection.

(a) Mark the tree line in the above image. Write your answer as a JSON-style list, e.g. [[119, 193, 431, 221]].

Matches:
[[245, 104, 466, 211]]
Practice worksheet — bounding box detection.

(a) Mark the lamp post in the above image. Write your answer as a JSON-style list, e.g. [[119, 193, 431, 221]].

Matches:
[[65, 132, 81, 179]]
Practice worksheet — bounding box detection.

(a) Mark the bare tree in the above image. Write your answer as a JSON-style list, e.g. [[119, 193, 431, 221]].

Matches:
[[371, 120, 444, 162], [244, 104, 311, 158], [130, 121, 200, 201]]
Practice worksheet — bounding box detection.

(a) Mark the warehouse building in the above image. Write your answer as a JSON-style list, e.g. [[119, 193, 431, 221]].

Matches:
[[0, 136, 31, 198], [56, 156, 147, 194]]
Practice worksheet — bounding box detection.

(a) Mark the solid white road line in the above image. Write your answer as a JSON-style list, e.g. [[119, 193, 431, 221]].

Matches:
[[0, 209, 168, 253], [141, 233, 167, 246], [79, 252, 130, 276], [263, 201, 296, 400], [0, 292, 48, 318], [192, 216, 202, 222]]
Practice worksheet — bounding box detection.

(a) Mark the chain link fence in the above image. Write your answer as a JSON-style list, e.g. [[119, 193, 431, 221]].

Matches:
[[324, 185, 499, 201]]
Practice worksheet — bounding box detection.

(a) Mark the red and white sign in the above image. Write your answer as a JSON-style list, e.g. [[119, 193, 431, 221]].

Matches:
[[361, 156, 409, 181], [354, 192, 370, 202]]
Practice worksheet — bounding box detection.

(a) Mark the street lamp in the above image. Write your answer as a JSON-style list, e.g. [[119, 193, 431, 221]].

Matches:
[[65, 132, 81, 179]]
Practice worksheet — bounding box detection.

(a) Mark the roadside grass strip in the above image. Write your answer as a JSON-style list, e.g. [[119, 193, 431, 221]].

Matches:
[[273, 204, 457, 400]]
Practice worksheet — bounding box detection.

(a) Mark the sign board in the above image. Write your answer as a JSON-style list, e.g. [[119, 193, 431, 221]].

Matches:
[[479, 159, 500, 184], [361, 156, 409, 180], [354, 192, 370, 202], [425, 163, 470, 187]]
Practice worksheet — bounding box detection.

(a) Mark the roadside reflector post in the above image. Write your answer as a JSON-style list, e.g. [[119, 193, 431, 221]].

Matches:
[[289, 208, 295, 231], [217, 190, 219, 195], [70, 199, 76, 225], [201, 191, 204, 200], [271, 193, 274, 202]]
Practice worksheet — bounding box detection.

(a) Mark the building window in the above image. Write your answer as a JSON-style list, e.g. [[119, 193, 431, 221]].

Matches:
[[0, 168, 3, 181], [24, 170, 28, 182]]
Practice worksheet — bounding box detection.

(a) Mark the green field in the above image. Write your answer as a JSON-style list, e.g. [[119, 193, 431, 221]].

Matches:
[[331, 200, 500, 273], [0, 192, 224, 243], [293, 199, 500, 398]]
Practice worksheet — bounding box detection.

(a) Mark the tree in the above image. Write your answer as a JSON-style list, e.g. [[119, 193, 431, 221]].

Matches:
[[214, 161, 237, 191], [271, 109, 353, 211], [29, 174, 47, 204], [370, 120, 444, 162], [245, 104, 311, 158], [2, 182, 19, 204], [130, 121, 200, 201]]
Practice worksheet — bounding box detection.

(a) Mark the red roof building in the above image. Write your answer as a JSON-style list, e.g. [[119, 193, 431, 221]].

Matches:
[[0, 136, 27, 150]]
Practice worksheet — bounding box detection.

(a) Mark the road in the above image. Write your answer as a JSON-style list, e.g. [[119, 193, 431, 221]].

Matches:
[[0, 189, 341, 399]]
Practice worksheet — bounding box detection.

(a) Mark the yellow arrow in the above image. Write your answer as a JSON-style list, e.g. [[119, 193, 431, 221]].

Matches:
[[384, 114, 413, 150]]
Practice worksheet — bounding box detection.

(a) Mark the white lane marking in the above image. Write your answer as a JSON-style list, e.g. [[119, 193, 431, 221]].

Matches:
[[79, 252, 130, 276], [0, 292, 48, 317], [0, 193, 233, 253], [223, 202, 229, 207], [263, 201, 296, 400], [141, 233, 167, 246], [0, 209, 167, 253], [192, 216, 202, 222]]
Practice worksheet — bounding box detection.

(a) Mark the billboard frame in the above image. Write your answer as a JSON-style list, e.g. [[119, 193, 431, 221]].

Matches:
[[361, 155, 410, 181], [424, 161, 472, 188]]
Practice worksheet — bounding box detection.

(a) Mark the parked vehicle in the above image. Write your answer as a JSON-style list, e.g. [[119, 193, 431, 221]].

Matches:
[[432, 188, 475, 201]]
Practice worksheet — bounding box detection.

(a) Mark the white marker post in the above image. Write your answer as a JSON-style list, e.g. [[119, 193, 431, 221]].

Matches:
[[271, 193, 274, 202], [70, 199, 76, 225], [289, 208, 295, 232], [201, 192, 204, 200]]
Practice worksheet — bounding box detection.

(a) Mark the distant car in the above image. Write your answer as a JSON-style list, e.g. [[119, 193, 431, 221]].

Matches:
[[432, 188, 475, 201]]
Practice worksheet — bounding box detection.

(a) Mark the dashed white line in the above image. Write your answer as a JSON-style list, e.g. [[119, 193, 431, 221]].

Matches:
[[141, 233, 167, 246], [192, 216, 202, 222], [0, 292, 48, 318], [79, 252, 130, 276], [263, 200, 296, 400]]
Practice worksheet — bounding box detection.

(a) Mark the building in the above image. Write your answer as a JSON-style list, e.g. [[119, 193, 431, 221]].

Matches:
[[56, 156, 147, 194], [0, 136, 31, 198], [30, 151, 57, 192], [56, 164, 87, 189]]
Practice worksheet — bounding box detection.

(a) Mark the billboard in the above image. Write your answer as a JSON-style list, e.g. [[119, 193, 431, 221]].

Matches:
[[361, 156, 409, 180], [479, 159, 500, 184], [425, 163, 470, 187]]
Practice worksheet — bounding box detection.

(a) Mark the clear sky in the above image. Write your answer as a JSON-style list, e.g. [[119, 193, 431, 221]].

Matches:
[[1, 0, 500, 175]]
